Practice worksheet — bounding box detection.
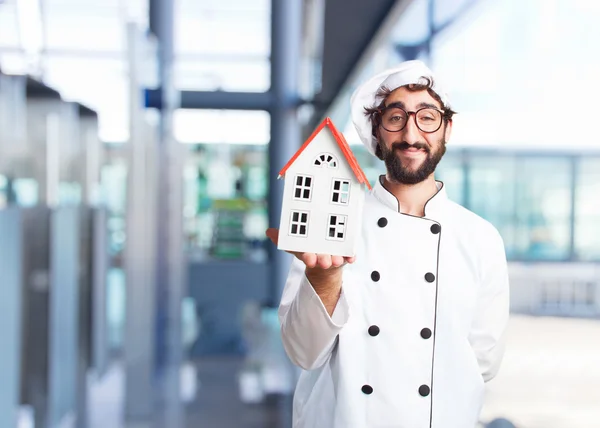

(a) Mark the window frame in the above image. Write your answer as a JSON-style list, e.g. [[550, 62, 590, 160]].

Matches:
[[293, 174, 313, 201], [326, 214, 347, 241], [331, 178, 351, 205], [289, 210, 309, 237], [313, 152, 338, 169]]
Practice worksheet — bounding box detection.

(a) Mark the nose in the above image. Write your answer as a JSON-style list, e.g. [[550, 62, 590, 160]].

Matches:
[[402, 113, 421, 143]]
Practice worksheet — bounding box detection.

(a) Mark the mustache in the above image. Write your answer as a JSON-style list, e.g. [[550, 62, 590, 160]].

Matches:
[[391, 142, 430, 153]]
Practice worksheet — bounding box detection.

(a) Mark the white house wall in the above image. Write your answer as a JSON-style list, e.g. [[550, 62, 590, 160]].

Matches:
[[278, 128, 366, 257]]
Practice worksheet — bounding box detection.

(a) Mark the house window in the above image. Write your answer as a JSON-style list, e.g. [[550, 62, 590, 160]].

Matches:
[[294, 175, 312, 201], [314, 153, 338, 168], [326, 214, 347, 241], [331, 179, 350, 204], [289, 211, 309, 237]]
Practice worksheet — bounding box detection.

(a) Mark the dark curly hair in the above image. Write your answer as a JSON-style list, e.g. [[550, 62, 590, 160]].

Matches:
[[363, 76, 457, 160]]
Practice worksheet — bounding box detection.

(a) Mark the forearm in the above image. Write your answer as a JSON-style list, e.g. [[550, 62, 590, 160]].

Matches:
[[278, 259, 350, 370], [470, 228, 511, 382], [305, 267, 343, 317]]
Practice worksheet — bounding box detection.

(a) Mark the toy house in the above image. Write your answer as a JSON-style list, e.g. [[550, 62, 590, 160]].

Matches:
[[277, 117, 372, 257]]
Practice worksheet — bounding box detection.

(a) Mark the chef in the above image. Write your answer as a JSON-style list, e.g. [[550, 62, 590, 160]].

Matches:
[[266, 60, 510, 428]]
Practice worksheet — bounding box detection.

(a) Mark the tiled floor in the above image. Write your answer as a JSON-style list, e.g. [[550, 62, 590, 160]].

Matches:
[[85, 315, 600, 428], [480, 315, 600, 428], [185, 357, 293, 428], [86, 357, 292, 428], [190, 315, 600, 428]]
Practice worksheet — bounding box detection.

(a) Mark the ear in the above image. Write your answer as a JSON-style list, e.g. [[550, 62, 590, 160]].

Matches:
[[374, 126, 381, 140], [371, 122, 381, 140], [443, 119, 453, 142]]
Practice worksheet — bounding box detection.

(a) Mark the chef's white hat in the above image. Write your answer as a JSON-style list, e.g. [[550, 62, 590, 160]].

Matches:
[[350, 60, 450, 156]]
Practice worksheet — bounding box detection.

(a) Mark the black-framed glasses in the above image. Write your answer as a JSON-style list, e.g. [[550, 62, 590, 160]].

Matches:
[[378, 105, 445, 134]]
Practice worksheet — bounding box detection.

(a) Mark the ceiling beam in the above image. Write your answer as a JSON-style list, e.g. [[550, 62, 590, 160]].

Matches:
[[310, 0, 416, 130]]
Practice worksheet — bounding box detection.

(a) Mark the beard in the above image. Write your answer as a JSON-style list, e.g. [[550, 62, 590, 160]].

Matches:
[[380, 139, 446, 185]]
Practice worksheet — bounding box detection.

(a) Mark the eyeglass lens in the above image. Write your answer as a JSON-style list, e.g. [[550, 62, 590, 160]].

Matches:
[[381, 108, 442, 133]]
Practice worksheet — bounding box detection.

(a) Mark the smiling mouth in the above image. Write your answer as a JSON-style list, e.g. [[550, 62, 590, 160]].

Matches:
[[397, 147, 428, 156]]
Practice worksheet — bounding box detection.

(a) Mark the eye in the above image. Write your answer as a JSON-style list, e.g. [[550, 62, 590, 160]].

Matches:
[[417, 109, 440, 122]]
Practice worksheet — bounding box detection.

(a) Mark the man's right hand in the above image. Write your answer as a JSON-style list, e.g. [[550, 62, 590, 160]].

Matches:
[[265, 228, 356, 269]]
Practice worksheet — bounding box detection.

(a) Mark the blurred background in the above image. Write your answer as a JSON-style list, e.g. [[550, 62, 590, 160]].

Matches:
[[0, 0, 599, 427]]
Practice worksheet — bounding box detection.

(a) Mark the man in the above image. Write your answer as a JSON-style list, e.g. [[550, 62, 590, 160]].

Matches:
[[266, 60, 510, 428]]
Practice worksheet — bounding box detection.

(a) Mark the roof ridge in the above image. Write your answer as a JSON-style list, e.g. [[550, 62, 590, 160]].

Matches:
[[278, 117, 372, 191]]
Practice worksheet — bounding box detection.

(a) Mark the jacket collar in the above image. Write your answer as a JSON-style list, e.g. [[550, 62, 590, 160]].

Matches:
[[372, 175, 447, 219]]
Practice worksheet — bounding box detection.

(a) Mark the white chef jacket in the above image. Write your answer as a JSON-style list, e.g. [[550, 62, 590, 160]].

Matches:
[[278, 177, 510, 428]]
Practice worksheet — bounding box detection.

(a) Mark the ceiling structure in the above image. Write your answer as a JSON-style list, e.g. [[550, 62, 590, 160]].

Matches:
[[311, 0, 407, 129], [0, 0, 483, 143]]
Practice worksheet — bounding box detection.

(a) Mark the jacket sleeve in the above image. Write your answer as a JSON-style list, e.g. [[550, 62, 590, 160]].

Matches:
[[469, 227, 511, 382], [278, 257, 351, 371]]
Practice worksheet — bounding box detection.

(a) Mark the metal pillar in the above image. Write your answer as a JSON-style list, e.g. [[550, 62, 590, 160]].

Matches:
[[48, 207, 80, 428], [0, 208, 23, 428], [77, 105, 102, 205], [426, 0, 434, 60], [568, 156, 577, 261], [124, 23, 157, 420], [150, 0, 185, 424], [145, 89, 274, 110], [19, 207, 52, 428], [268, 0, 304, 304]]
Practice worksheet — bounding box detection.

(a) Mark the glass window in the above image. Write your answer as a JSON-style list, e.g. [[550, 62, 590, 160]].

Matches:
[[174, 109, 270, 145], [289, 211, 309, 237], [175, 58, 270, 93], [331, 179, 350, 205], [575, 158, 600, 261], [513, 157, 572, 261], [100, 160, 128, 258], [45, 10, 125, 51], [294, 175, 312, 201], [182, 144, 269, 261], [327, 214, 347, 241], [175, 0, 271, 92], [0, 175, 6, 208], [42, 56, 129, 142], [466, 154, 574, 261], [8, 178, 38, 207], [314, 153, 338, 168], [0, 3, 21, 48], [391, 0, 430, 47], [176, 2, 270, 57], [436, 151, 466, 206], [467, 155, 518, 258]]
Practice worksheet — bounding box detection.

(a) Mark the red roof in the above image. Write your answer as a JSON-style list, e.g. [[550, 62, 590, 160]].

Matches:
[[278, 117, 372, 190]]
